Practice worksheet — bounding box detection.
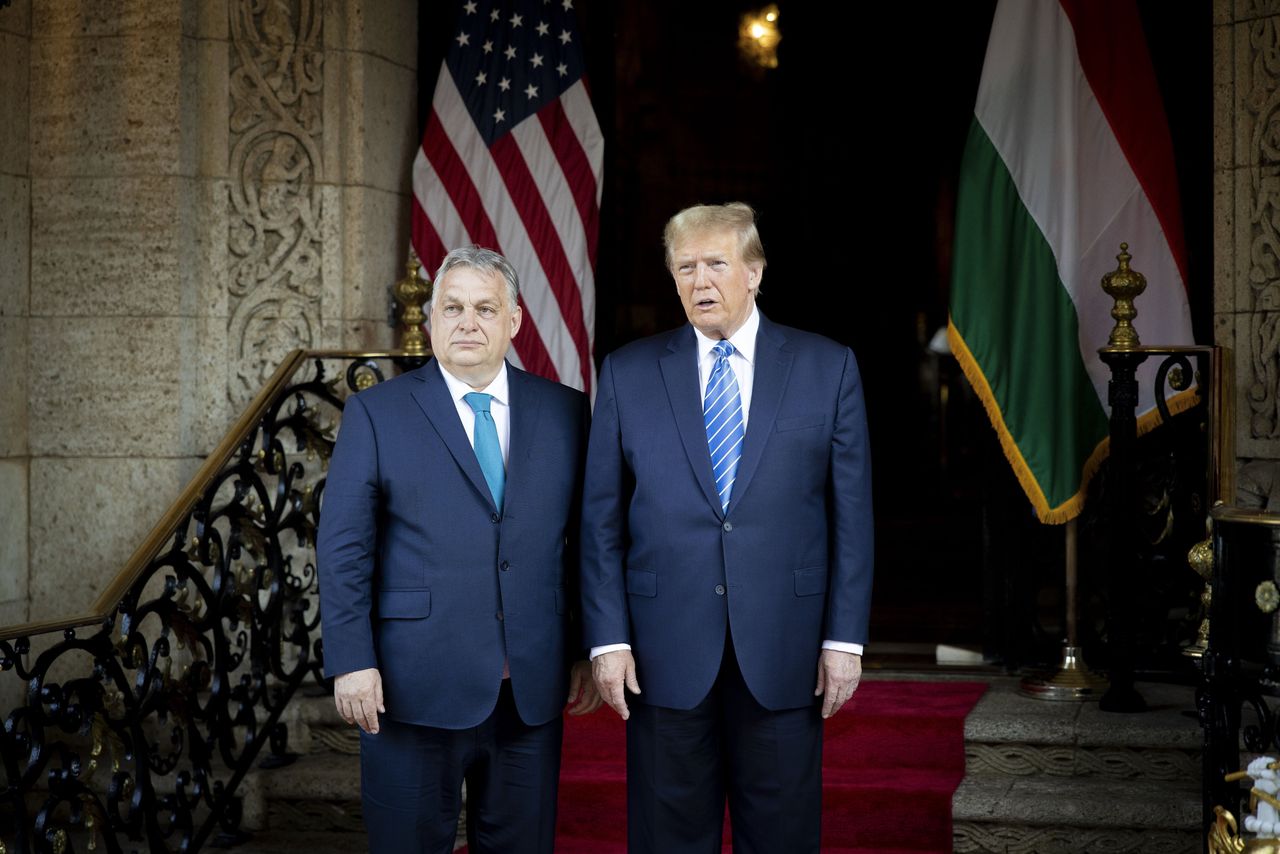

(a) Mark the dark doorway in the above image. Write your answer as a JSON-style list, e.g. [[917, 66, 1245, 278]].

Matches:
[[421, 2, 1213, 667]]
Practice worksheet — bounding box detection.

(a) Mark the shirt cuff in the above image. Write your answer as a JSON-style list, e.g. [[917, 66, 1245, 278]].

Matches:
[[822, 640, 864, 656], [589, 643, 632, 660]]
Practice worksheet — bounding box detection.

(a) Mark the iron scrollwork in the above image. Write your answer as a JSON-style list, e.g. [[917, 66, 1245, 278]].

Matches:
[[1093, 347, 1213, 712], [1153, 353, 1196, 425], [0, 353, 400, 853]]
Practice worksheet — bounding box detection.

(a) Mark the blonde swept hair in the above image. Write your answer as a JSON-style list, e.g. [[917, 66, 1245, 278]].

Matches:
[[662, 202, 767, 271]]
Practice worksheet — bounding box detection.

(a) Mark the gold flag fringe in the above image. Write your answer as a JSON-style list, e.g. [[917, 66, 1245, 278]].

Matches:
[[946, 320, 1200, 525]]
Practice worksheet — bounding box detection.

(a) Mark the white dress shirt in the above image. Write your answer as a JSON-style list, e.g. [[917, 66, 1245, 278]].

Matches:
[[437, 361, 511, 467], [591, 305, 864, 660]]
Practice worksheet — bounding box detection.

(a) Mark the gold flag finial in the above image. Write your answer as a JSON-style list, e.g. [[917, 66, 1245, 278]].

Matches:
[[1101, 242, 1147, 350], [393, 247, 431, 356]]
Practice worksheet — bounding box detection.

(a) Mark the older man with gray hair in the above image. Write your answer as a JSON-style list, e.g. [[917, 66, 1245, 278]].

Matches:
[[319, 245, 600, 854]]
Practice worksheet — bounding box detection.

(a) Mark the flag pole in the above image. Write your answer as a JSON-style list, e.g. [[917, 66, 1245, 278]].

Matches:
[[1019, 517, 1110, 701]]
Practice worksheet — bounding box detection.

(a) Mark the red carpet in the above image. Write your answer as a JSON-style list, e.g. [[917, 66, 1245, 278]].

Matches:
[[464, 679, 986, 853]]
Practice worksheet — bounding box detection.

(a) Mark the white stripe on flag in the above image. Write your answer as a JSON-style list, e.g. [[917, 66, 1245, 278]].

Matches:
[[510, 114, 597, 347], [558, 81, 603, 357], [432, 71, 583, 388], [561, 81, 605, 208], [973, 0, 1191, 414], [412, 147, 473, 264]]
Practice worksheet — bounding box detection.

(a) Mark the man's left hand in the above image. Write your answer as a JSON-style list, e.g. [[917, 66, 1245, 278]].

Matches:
[[566, 660, 604, 715], [814, 650, 862, 719]]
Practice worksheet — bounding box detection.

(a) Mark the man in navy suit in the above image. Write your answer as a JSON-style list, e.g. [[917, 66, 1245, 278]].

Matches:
[[581, 203, 874, 853], [318, 246, 600, 854]]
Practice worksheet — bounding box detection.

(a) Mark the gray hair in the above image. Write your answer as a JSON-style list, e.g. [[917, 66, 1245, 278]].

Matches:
[[429, 246, 520, 312], [663, 202, 767, 271]]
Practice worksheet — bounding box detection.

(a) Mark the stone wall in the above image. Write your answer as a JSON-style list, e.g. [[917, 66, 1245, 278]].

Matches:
[[0, 0, 31, 628], [0, 0, 416, 627], [1216, 0, 1280, 495]]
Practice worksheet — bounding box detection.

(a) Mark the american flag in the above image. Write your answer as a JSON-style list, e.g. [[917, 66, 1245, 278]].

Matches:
[[412, 0, 603, 393]]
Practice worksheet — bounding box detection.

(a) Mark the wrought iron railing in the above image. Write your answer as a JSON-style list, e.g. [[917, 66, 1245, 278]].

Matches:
[[1094, 344, 1231, 712], [0, 350, 421, 854]]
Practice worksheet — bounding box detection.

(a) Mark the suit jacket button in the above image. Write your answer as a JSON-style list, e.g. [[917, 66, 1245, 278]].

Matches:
[[491, 513, 500, 523], [722, 521, 733, 532], [496, 611, 504, 621], [714, 584, 726, 596], [500, 560, 510, 571]]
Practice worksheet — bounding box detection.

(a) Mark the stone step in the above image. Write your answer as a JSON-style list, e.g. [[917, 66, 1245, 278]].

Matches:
[[218, 831, 370, 853], [238, 750, 468, 849], [965, 739, 1200, 780], [240, 750, 362, 831], [279, 690, 360, 756], [952, 774, 1201, 854], [962, 678, 1202, 780]]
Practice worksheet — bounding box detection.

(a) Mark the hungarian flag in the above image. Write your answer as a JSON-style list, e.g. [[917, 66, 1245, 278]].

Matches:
[[948, 0, 1195, 524]]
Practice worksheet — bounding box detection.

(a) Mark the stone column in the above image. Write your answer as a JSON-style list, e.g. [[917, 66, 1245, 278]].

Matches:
[[0, 0, 31, 628], [328, 0, 420, 352], [25, 1, 216, 621], [14, 0, 417, 625], [1216, 0, 1280, 495]]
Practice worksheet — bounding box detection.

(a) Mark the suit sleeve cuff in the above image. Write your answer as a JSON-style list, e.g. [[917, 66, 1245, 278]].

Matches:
[[822, 640, 864, 656], [590, 643, 632, 660]]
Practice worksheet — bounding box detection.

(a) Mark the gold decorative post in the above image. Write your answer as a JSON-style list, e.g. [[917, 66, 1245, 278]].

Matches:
[[1184, 514, 1215, 660], [1019, 518, 1110, 701], [393, 248, 431, 356], [1101, 243, 1147, 349]]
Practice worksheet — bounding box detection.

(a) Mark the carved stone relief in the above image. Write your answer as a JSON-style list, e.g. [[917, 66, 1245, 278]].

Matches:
[[965, 743, 1198, 780], [227, 0, 324, 405], [953, 824, 1196, 854], [1246, 17, 1280, 442], [1241, 0, 1280, 22]]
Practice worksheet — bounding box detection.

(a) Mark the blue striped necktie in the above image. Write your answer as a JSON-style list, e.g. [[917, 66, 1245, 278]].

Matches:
[[463, 392, 505, 510], [704, 340, 745, 512]]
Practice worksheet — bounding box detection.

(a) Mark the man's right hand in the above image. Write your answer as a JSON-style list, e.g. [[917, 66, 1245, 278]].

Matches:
[[592, 650, 641, 720], [334, 667, 385, 735]]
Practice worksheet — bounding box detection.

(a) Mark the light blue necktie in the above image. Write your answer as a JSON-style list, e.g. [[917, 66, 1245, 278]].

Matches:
[[464, 392, 505, 511], [704, 340, 745, 512]]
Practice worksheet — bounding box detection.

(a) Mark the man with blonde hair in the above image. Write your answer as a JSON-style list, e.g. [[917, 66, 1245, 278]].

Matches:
[[582, 203, 874, 852]]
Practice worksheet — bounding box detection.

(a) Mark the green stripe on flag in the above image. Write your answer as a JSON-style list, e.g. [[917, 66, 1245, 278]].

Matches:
[[950, 117, 1108, 520]]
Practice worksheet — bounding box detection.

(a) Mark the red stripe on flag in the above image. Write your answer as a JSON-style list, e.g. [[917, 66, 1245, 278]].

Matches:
[[421, 109, 503, 251], [538, 99, 601, 267], [411, 193, 449, 273], [418, 111, 561, 382], [1057, 0, 1189, 292], [489, 131, 593, 392], [513, 294, 559, 380]]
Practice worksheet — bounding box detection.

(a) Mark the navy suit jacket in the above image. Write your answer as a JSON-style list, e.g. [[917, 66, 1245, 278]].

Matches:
[[318, 359, 588, 729], [580, 313, 874, 711]]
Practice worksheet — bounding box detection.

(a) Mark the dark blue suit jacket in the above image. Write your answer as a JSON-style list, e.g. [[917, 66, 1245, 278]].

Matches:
[[318, 359, 588, 729], [580, 313, 874, 711]]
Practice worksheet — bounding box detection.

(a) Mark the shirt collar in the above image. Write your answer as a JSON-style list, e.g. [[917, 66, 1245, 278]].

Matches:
[[437, 360, 510, 406], [693, 304, 759, 366]]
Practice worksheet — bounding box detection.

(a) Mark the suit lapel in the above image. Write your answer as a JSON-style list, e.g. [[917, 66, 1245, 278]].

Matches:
[[503, 366, 540, 517], [410, 359, 498, 512], [730, 314, 792, 512], [660, 326, 726, 518]]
